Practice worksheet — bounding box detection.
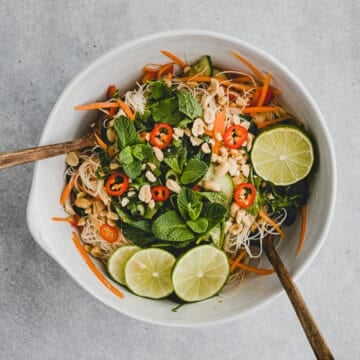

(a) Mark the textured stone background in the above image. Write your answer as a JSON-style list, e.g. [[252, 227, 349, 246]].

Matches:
[[0, 0, 359, 359]]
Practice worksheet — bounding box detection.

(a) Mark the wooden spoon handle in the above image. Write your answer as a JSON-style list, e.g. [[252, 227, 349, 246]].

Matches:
[[0, 133, 94, 170], [263, 239, 334, 360]]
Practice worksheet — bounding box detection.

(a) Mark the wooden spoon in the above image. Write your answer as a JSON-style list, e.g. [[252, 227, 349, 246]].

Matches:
[[0, 115, 108, 170], [262, 236, 334, 359], [0, 132, 95, 170]]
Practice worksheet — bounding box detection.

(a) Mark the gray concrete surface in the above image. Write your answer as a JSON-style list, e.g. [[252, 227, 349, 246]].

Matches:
[[0, 0, 359, 359]]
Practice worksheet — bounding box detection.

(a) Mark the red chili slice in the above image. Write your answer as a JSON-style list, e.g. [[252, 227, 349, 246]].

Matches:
[[105, 172, 129, 196], [107, 85, 118, 99], [223, 125, 248, 149], [149, 123, 173, 149], [99, 224, 119, 243], [234, 183, 257, 208], [151, 186, 170, 202], [250, 87, 275, 106]]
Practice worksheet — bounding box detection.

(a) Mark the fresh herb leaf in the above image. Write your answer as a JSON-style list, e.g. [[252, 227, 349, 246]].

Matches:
[[176, 118, 194, 128], [186, 218, 209, 233], [150, 81, 173, 100], [202, 202, 228, 231], [119, 146, 133, 165], [113, 116, 138, 149], [164, 147, 187, 175], [123, 159, 142, 179], [151, 97, 183, 125], [176, 187, 203, 221], [200, 191, 228, 206], [180, 159, 208, 185], [188, 202, 203, 221], [114, 206, 134, 224], [177, 89, 202, 120], [120, 221, 157, 247], [152, 211, 195, 242], [132, 144, 153, 161], [164, 156, 182, 174]]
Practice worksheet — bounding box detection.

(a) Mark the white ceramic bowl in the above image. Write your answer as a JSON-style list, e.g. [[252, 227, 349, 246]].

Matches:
[[27, 30, 336, 327]]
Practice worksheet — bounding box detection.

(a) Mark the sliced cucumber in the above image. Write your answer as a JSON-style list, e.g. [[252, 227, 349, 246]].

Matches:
[[188, 55, 213, 77], [216, 174, 235, 202], [209, 223, 225, 249], [203, 165, 235, 203]]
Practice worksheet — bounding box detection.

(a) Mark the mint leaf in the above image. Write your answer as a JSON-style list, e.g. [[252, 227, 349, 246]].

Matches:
[[132, 144, 153, 161], [188, 202, 203, 221], [113, 116, 138, 149], [152, 211, 195, 242], [150, 81, 173, 100], [177, 89, 202, 120], [201, 191, 229, 206], [202, 202, 228, 231], [177, 187, 203, 220], [121, 222, 157, 247], [151, 97, 183, 125], [180, 159, 208, 185], [164, 147, 187, 175], [119, 146, 133, 165], [123, 158, 142, 179], [186, 218, 208, 233], [164, 157, 182, 174]]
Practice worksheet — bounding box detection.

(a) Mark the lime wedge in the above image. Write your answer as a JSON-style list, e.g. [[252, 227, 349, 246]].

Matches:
[[172, 245, 230, 302], [251, 126, 314, 185], [125, 248, 176, 299], [107, 245, 140, 285]]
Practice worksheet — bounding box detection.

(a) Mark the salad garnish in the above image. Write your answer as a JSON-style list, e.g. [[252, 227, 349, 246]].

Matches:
[[53, 50, 314, 302]]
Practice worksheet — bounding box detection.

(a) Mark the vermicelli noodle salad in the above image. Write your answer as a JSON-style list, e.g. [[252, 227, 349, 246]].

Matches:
[[56, 50, 314, 302]]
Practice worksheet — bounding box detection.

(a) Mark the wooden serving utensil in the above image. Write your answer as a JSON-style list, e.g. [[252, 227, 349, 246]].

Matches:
[[263, 236, 334, 359], [0, 115, 108, 171], [0, 132, 95, 170]]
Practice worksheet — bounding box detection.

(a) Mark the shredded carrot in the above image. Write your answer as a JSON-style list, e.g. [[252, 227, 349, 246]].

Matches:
[[212, 109, 227, 154], [93, 132, 107, 151], [230, 249, 247, 272], [142, 70, 158, 83], [271, 87, 282, 95], [256, 116, 290, 129], [142, 63, 163, 71], [231, 51, 265, 82], [242, 106, 279, 114], [72, 232, 124, 298], [257, 73, 272, 106], [161, 50, 186, 68], [60, 174, 76, 205], [233, 75, 255, 83], [52, 216, 78, 227], [157, 62, 174, 78], [229, 259, 275, 275], [203, 128, 213, 136], [259, 210, 285, 239], [176, 75, 213, 83], [117, 99, 135, 120], [74, 102, 119, 111], [296, 207, 307, 256]]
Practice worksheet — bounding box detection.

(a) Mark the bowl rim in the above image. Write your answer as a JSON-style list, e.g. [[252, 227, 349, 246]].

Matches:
[[26, 29, 337, 327]]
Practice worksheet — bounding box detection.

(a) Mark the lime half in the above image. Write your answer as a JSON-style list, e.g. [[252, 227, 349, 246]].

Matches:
[[251, 126, 314, 185], [125, 248, 176, 299], [172, 245, 230, 302], [107, 245, 140, 285]]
